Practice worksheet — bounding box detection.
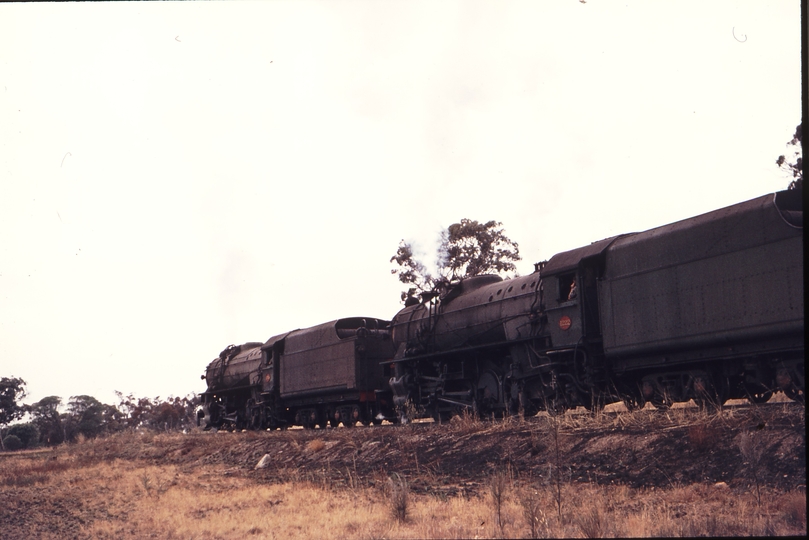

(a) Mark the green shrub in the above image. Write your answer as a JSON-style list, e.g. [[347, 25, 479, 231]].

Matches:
[[8, 423, 40, 448], [3, 434, 23, 451]]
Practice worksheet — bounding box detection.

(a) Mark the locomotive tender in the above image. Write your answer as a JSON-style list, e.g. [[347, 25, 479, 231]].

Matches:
[[200, 318, 397, 430], [201, 189, 803, 428]]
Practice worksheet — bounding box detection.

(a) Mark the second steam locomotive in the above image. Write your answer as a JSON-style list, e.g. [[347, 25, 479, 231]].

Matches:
[[200, 189, 804, 429]]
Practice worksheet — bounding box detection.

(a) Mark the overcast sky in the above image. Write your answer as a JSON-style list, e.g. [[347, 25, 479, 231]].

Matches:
[[1, 1, 801, 407]]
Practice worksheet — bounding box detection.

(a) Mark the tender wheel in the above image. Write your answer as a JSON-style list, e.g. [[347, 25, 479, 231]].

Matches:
[[693, 397, 720, 411], [622, 395, 642, 411], [691, 375, 723, 411], [784, 386, 805, 403], [339, 408, 353, 428], [651, 394, 672, 410]]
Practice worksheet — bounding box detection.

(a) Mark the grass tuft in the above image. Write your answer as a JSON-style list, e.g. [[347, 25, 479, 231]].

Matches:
[[388, 473, 409, 523], [306, 439, 326, 453]]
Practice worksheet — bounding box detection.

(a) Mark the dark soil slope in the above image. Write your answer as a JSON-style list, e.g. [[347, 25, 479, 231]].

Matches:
[[104, 403, 805, 496]]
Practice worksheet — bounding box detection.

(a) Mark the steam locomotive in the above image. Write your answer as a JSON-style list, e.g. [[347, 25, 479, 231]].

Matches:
[[199, 318, 397, 430], [200, 189, 803, 429]]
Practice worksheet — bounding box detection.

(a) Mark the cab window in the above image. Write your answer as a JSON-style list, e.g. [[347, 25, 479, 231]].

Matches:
[[558, 273, 577, 302]]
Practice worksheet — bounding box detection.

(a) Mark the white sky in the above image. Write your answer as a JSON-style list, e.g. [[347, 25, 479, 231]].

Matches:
[[1, 1, 801, 407]]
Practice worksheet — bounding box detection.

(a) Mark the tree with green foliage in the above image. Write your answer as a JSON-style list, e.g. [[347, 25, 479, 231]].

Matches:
[[101, 402, 127, 434], [390, 240, 434, 303], [2, 434, 22, 451], [0, 377, 27, 451], [115, 391, 200, 431], [64, 395, 106, 441], [30, 396, 64, 445], [7, 423, 40, 449], [391, 219, 521, 303], [776, 122, 802, 190], [439, 219, 521, 280]]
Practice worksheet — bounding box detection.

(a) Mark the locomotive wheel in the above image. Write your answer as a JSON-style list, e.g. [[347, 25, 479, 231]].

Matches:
[[246, 399, 263, 430], [521, 397, 539, 419], [545, 397, 567, 416], [584, 392, 607, 413], [432, 407, 451, 424], [475, 370, 502, 418]]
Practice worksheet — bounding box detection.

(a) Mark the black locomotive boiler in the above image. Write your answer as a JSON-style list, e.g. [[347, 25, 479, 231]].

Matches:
[[389, 189, 804, 419], [200, 318, 397, 430]]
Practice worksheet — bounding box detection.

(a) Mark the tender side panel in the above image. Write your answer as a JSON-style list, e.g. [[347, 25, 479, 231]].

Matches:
[[601, 194, 804, 357], [279, 340, 357, 398], [277, 318, 393, 399]]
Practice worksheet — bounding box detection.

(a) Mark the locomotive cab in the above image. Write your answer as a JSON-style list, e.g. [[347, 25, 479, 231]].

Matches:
[[539, 236, 619, 352]]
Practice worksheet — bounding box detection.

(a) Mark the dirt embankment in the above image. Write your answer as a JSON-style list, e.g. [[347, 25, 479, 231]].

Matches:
[[85, 403, 805, 496], [0, 403, 804, 539]]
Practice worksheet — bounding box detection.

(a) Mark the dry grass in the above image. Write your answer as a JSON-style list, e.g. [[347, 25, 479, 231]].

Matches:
[[0, 447, 805, 539], [306, 438, 326, 453], [0, 401, 804, 539]]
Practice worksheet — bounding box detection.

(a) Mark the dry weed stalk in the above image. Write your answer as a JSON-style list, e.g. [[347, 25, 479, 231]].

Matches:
[[544, 413, 567, 520], [519, 486, 548, 539], [139, 472, 152, 497], [738, 430, 767, 506], [686, 423, 714, 451], [575, 505, 606, 538], [450, 407, 483, 434], [388, 473, 409, 523], [488, 469, 509, 535], [779, 490, 807, 528]]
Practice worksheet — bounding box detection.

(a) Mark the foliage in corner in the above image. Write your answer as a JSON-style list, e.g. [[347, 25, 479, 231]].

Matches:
[[0, 377, 27, 451], [776, 122, 802, 190]]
